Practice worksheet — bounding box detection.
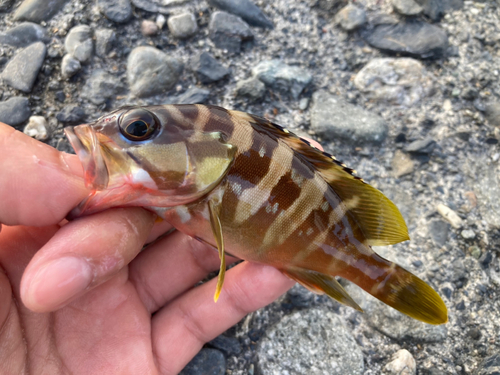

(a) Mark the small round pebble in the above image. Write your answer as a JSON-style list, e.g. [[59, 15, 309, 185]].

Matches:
[[335, 4, 367, 31], [235, 77, 266, 101], [141, 20, 159, 36], [64, 25, 93, 63], [0, 97, 31, 126], [384, 349, 416, 375], [97, 0, 132, 23], [167, 13, 198, 39], [95, 28, 116, 58], [1, 42, 46, 93], [23, 116, 49, 140], [61, 54, 81, 78], [461, 229, 476, 240]]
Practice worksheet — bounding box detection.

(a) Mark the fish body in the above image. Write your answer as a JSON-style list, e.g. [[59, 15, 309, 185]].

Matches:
[[65, 104, 447, 325]]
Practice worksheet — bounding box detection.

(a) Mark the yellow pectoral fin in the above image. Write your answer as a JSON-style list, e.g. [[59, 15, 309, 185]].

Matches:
[[208, 199, 226, 302]]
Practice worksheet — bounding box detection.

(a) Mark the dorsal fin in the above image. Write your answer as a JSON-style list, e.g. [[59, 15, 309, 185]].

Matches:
[[231, 110, 409, 246]]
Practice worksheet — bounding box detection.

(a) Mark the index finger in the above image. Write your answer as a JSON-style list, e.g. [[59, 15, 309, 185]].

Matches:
[[0, 123, 89, 226]]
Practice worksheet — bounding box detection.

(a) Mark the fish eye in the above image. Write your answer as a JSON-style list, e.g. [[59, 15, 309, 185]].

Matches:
[[119, 108, 159, 141]]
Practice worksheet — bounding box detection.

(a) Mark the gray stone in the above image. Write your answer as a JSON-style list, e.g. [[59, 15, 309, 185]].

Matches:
[[170, 87, 210, 104], [335, 4, 366, 31], [0, 97, 30, 126], [310, 90, 388, 144], [428, 219, 450, 247], [56, 105, 85, 123], [61, 54, 81, 78], [405, 137, 436, 154], [141, 20, 159, 36], [13, 0, 69, 22], [1, 42, 46, 93], [82, 70, 124, 105], [131, 0, 189, 13], [475, 353, 500, 375], [392, 0, 422, 16], [235, 77, 266, 101], [209, 11, 253, 53], [65, 25, 93, 63], [384, 349, 416, 375], [191, 52, 229, 83], [392, 149, 415, 177], [23, 115, 48, 140], [257, 308, 364, 375], [207, 0, 273, 28], [471, 163, 500, 229], [0, 0, 13, 11], [354, 58, 433, 107], [461, 229, 476, 240], [127, 46, 183, 97], [180, 348, 226, 375], [95, 29, 116, 58], [98, 0, 132, 23], [167, 13, 198, 39], [361, 21, 449, 59], [0, 22, 48, 47], [345, 282, 447, 343], [209, 335, 242, 355], [414, 0, 463, 21], [251, 60, 312, 99], [316, 0, 347, 13], [485, 102, 500, 127]]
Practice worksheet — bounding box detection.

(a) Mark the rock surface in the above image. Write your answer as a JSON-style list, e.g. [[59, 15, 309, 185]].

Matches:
[[64, 25, 93, 63], [335, 4, 366, 31], [13, 0, 69, 22], [0, 22, 48, 47], [392, 0, 423, 15], [208, 0, 273, 28], [0, 97, 30, 126], [257, 309, 364, 375], [310, 90, 388, 144], [82, 70, 124, 105], [209, 11, 253, 53], [1, 42, 46, 92], [98, 0, 132, 23], [168, 13, 198, 39], [180, 349, 226, 375], [191, 52, 229, 83]]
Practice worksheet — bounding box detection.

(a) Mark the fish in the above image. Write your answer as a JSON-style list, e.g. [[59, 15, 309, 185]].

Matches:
[[64, 104, 448, 325]]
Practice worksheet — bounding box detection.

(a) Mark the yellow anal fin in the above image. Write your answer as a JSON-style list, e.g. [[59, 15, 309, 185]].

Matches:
[[282, 267, 363, 312], [208, 199, 226, 302]]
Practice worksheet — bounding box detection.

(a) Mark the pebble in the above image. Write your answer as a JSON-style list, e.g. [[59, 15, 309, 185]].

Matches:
[[127, 46, 183, 97], [384, 349, 416, 375], [141, 20, 159, 36], [436, 203, 463, 228], [13, 0, 69, 22], [415, 0, 463, 21], [95, 28, 116, 58], [475, 353, 500, 375], [335, 4, 367, 31], [257, 309, 364, 375], [310, 90, 388, 144], [405, 137, 436, 154], [392, 0, 422, 15], [23, 115, 48, 140], [61, 54, 81, 78], [156, 14, 166, 29], [0, 22, 48, 47], [1, 42, 46, 93], [354, 58, 433, 106], [209, 11, 253, 53], [167, 13, 198, 39], [82, 69, 124, 105], [191, 52, 229, 83], [251, 60, 312, 99], [180, 348, 226, 375], [428, 219, 450, 247], [392, 149, 415, 177], [56, 104, 85, 123], [207, 0, 273, 29], [208, 335, 242, 356], [98, 0, 132, 23], [0, 0, 13, 11], [234, 77, 266, 101], [0, 97, 31, 126], [64, 25, 93, 63], [485, 102, 500, 127], [361, 20, 448, 59], [461, 229, 476, 240], [166, 87, 210, 104]]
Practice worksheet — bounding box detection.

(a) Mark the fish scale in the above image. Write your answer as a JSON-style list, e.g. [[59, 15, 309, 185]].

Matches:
[[65, 104, 448, 325]]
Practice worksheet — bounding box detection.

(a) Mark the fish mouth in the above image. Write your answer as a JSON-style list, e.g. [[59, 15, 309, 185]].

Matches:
[[64, 125, 109, 191]]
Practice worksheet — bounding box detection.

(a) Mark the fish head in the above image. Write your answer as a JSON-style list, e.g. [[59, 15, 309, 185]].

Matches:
[[65, 106, 236, 218]]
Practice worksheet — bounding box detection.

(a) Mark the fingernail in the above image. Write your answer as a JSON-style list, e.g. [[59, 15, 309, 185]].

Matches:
[[25, 256, 93, 311]]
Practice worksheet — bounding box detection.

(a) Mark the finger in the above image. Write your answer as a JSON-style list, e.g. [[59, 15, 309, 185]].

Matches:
[[129, 231, 239, 314], [0, 123, 88, 227], [20, 208, 155, 312], [151, 261, 295, 374]]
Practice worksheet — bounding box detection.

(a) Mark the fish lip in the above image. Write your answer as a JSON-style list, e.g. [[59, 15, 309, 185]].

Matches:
[[64, 124, 109, 191]]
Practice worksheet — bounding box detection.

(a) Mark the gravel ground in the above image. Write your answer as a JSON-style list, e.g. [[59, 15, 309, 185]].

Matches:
[[1, 0, 499, 374]]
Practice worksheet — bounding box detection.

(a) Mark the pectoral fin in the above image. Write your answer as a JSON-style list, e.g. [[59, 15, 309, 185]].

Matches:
[[208, 199, 226, 302], [282, 267, 363, 312]]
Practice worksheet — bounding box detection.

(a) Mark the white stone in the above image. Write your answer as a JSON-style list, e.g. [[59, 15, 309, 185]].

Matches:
[[23, 116, 48, 141], [437, 203, 463, 228], [384, 349, 416, 375]]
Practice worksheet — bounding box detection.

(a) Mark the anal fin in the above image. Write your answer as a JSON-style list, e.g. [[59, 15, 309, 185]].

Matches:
[[208, 199, 226, 302], [282, 267, 363, 312]]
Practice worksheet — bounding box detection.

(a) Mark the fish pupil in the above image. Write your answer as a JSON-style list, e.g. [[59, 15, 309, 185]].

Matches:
[[126, 120, 148, 137]]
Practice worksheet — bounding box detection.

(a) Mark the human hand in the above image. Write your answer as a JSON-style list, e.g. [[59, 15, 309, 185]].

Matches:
[[0, 123, 295, 374]]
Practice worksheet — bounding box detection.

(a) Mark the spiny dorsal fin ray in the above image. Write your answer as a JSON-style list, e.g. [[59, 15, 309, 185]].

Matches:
[[231, 110, 409, 246], [282, 267, 363, 312]]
